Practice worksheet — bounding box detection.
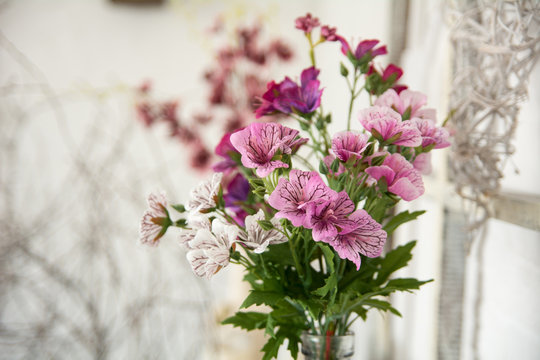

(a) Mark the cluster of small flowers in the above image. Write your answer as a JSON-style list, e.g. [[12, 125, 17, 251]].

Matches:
[[135, 21, 293, 171], [139, 13, 451, 280]]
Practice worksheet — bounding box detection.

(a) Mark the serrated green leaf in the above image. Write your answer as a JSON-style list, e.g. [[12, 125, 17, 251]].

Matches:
[[222, 311, 267, 331], [362, 299, 402, 317], [313, 245, 338, 300], [383, 210, 426, 236], [240, 290, 284, 309], [375, 241, 416, 285], [261, 334, 286, 360], [265, 314, 276, 338], [386, 278, 432, 291]]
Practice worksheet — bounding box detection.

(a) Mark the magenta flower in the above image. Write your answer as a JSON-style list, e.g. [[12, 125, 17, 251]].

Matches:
[[295, 13, 320, 34], [321, 25, 338, 41], [359, 106, 422, 147], [268, 170, 333, 227], [329, 209, 387, 270], [304, 191, 357, 242], [331, 131, 369, 162], [365, 153, 425, 201], [411, 118, 451, 149], [255, 67, 323, 118], [139, 192, 171, 246], [375, 89, 428, 119], [213, 130, 242, 172], [337, 38, 387, 62], [230, 123, 308, 177]]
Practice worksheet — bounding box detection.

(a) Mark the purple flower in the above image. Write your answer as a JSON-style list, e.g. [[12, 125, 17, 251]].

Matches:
[[331, 131, 369, 162], [255, 67, 323, 117], [375, 89, 428, 119], [305, 191, 357, 242], [411, 117, 451, 149], [329, 210, 387, 270], [295, 13, 320, 34], [359, 106, 422, 147], [230, 123, 308, 177], [365, 153, 425, 201], [337, 37, 387, 62], [223, 173, 250, 226], [268, 170, 333, 227], [139, 192, 171, 246]]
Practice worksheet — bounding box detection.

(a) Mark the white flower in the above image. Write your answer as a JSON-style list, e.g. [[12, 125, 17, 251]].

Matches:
[[186, 172, 223, 213], [139, 191, 170, 246], [240, 210, 287, 253], [186, 219, 238, 279], [178, 214, 212, 249]]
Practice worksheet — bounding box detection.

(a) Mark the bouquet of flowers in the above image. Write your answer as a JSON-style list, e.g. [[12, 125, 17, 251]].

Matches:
[[140, 13, 451, 360]]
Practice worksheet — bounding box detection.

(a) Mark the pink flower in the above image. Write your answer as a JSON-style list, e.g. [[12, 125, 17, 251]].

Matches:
[[375, 89, 428, 119], [305, 191, 357, 242], [268, 170, 333, 227], [359, 106, 422, 147], [230, 123, 308, 177], [321, 26, 338, 41], [331, 131, 369, 162], [213, 130, 242, 172], [413, 152, 432, 175], [329, 210, 387, 270], [365, 153, 425, 201], [139, 192, 171, 246], [323, 155, 346, 176], [295, 13, 320, 34], [411, 117, 451, 149], [186, 219, 238, 279], [337, 38, 387, 62], [255, 67, 323, 118]]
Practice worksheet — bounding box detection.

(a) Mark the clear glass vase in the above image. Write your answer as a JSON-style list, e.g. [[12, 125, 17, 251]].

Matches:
[[301, 332, 355, 360]]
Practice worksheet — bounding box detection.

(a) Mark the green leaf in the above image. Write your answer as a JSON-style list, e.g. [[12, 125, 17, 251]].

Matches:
[[240, 290, 284, 309], [386, 278, 432, 292], [222, 311, 267, 331], [363, 299, 402, 316], [319, 160, 329, 175], [171, 204, 186, 213], [383, 210, 426, 236], [313, 245, 338, 301], [375, 241, 416, 285], [258, 219, 275, 231], [261, 333, 286, 360], [265, 314, 276, 338]]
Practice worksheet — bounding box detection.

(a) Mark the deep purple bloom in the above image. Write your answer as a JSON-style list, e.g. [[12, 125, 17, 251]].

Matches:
[[337, 37, 387, 61], [295, 13, 320, 34], [223, 173, 250, 226], [329, 210, 387, 270], [255, 67, 323, 118], [359, 106, 422, 147], [305, 191, 357, 242], [230, 123, 308, 177], [268, 170, 333, 227], [365, 153, 425, 201], [331, 131, 370, 162]]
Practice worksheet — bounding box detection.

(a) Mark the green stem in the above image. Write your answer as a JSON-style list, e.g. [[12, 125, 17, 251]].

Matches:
[[346, 68, 359, 131]]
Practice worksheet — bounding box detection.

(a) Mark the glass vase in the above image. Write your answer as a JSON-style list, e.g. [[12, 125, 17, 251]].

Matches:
[[301, 332, 355, 360]]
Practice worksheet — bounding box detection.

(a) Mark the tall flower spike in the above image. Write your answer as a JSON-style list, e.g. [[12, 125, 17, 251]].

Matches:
[[330, 210, 387, 270], [365, 153, 425, 201], [186, 172, 223, 213], [240, 210, 287, 253], [268, 170, 334, 227], [139, 192, 171, 246]]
